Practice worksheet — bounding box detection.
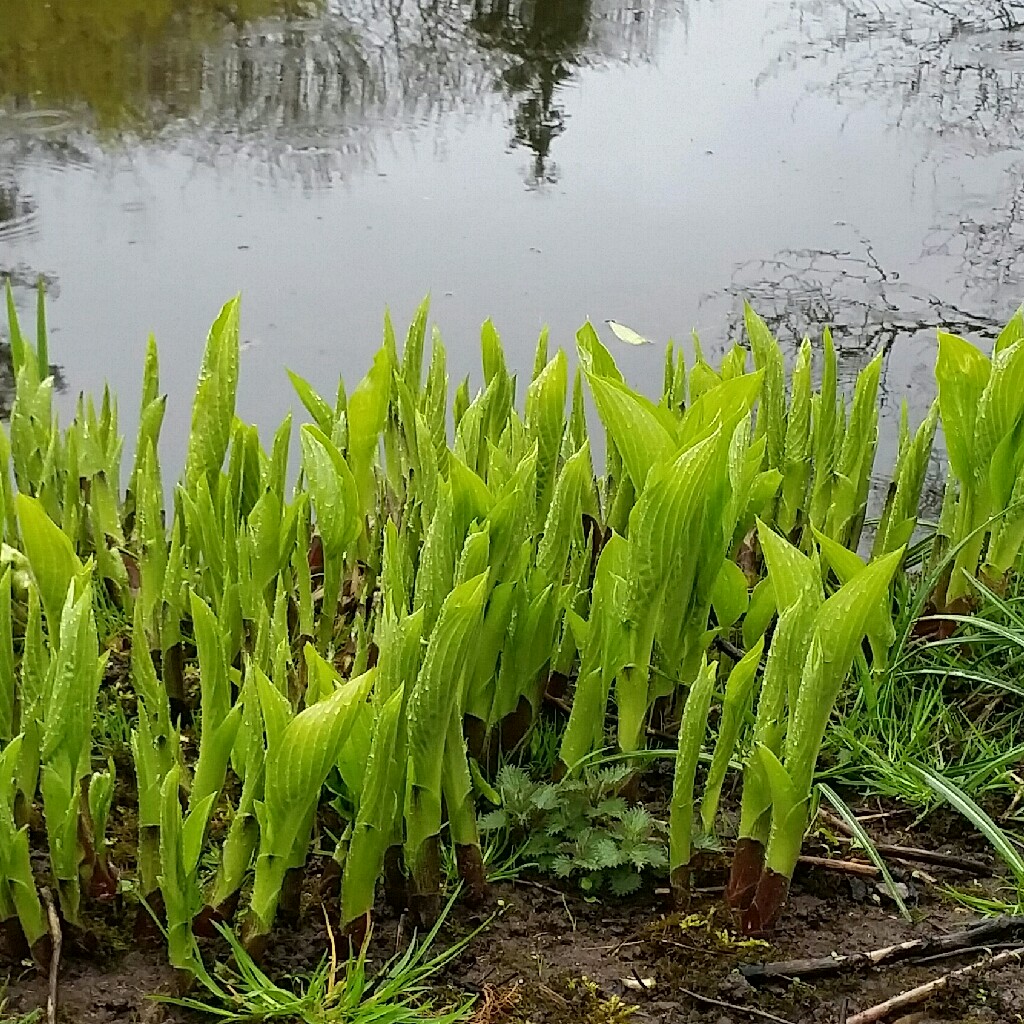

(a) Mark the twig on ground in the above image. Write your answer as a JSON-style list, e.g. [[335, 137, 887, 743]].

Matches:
[[645, 720, 678, 742], [509, 879, 576, 929], [852, 841, 988, 875], [629, 966, 654, 993], [40, 887, 61, 1024], [510, 877, 568, 899], [741, 915, 1024, 982], [798, 855, 879, 878], [659, 937, 738, 956], [854, 810, 914, 824], [543, 691, 680, 741], [911, 941, 1024, 966], [1001, 771, 1024, 820], [611, 938, 642, 955], [818, 809, 875, 839], [678, 985, 796, 1024], [542, 693, 573, 716], [846, 946, 1024, 1024], [538, 983, 568, 1007], [819, 810, 991, 875], [839, 996, 850, 1024]]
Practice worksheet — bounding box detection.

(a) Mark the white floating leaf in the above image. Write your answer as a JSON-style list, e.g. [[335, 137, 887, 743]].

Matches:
[[606, 320, 653, 346]]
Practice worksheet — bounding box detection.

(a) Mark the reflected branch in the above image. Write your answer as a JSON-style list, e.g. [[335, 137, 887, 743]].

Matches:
[[769, 1, 1024, 155], [703, 228, 1003, 372], [922, 161, 1024, 302]]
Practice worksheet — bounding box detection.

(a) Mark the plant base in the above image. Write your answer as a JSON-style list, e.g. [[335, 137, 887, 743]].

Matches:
[[739, 868, 790, 936], [497, 696, 533, 757], [455, 844, 488, 905], [725, 837, 764, 913], [669, 865, 692, 908], [278, 866, 305, 928], [194, 890, 241, 938], [341, 911, 369, 955], [409, 838, 441, 927], [383, 845, 408, 913], [134, 889, 166, 943]]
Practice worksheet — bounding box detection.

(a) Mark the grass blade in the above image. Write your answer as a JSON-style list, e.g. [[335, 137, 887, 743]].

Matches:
[[818, 783, 911, 921], [909, 764, 1024, 891]]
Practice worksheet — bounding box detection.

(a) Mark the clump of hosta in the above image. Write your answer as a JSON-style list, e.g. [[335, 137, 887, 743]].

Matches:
[[932, 309, 1024, 607], [726, 522, 903, 933], [3, 280, 1023, 980]]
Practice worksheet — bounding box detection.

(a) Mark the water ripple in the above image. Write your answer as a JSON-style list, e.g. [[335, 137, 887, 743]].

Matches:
[[0, 183, 38, 242]]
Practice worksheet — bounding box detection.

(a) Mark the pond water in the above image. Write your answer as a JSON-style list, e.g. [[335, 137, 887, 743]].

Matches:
[[1, 0, 1023, 480]]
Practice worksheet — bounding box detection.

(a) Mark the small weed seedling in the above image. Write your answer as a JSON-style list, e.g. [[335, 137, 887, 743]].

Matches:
[[480, 765, 668, 895]]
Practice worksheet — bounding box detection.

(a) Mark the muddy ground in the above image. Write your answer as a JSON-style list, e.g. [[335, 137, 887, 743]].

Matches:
[[4, 807, 1023, 1024]]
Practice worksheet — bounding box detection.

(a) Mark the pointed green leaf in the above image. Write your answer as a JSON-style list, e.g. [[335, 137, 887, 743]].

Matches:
[[185, 296, 240, 487], [16, 494, 84, 640]]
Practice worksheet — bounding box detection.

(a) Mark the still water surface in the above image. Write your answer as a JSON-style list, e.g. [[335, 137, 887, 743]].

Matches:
[[2, 1, 1023, 476]]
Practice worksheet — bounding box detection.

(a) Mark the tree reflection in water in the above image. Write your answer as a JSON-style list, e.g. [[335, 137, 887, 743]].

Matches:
[[0, 0, 679, 418], [769, 1, 1024, 156], [0, 0, 322, 131], [742, 1, 1024, 345], [0, 0, 679, 185], [471, 1, 590, 186]]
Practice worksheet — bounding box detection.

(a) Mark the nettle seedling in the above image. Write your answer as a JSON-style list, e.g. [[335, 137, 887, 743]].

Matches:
[[480, 764, 669, 896]]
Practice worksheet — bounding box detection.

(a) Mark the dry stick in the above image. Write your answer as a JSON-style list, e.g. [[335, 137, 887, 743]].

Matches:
[[40, 887, 61, 1024], [865, 843, 989, 876], [740, 915, 1024, 982], [819, 808, 898, 839], [912, 941, 1024, 967], [846, 946, 1024, 1024], [677, 985, 796, 1024], [798, 855, 879, 878], [818, 810, 990, 875], [854, 810, 914, 824], [538, 983, 569, 1008], [544, 691, 680, 742], [511, 877, 569, 900], [660, 937, 739, 957], [630, 966, 654, 993]]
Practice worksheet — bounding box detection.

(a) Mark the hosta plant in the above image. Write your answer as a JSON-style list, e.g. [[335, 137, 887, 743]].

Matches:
[[2, 284, 1022, 981], [727, 522, 903, 933], [932, 309, 1024, 606]]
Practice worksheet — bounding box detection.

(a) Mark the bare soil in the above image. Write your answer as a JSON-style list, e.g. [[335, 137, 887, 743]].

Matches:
[[4, 813, 1023, 1024]]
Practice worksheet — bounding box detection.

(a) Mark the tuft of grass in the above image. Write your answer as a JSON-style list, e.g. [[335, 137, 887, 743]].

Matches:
[[910, 764, 1024, 893], [92, 579, 132, 646], [162, 893, 480, 1023], [441, 832, 532, 887], [817, 560, 1024, 907], [825, 569, 1024, 808], [526, 716, 563, 779]]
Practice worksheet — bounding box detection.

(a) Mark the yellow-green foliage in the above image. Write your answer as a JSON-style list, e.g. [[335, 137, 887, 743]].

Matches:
[[0, 285, 1020, 969]]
